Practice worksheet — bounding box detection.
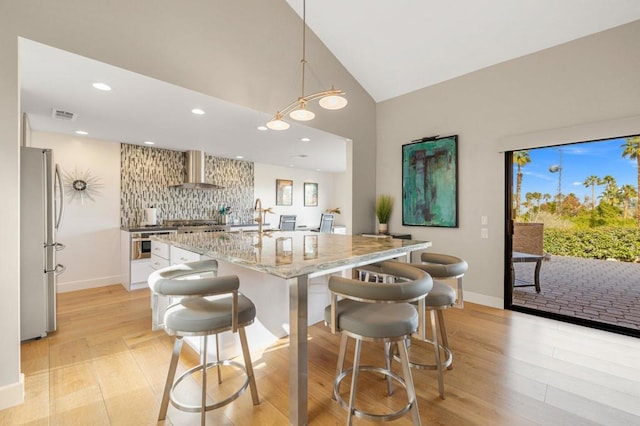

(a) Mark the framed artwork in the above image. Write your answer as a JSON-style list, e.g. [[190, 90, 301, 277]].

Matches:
[[276, 179, 293, 206], [304, 182, 318, 206], [402, 135, 458, 228]]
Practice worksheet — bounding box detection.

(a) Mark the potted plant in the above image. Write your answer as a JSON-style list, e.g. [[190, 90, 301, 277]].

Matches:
[[375, 195, 394, 234]]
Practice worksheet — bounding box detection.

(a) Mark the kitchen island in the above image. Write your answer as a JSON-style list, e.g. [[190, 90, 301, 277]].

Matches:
[[151, 230, 431, 425]]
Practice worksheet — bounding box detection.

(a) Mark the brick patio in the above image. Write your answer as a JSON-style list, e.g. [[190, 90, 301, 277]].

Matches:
[[512, 255, 640, 331]]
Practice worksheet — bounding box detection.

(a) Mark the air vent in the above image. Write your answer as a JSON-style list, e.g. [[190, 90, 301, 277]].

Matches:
[[51, 109, 76, 121]]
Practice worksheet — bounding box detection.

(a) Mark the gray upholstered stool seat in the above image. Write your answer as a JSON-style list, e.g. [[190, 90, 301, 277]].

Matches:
[[149, 260, 259, 425], [425, 280, 457, 308], [325, 261, 432, 425], [324, 299, 418, 340], [165, 295, 256, 334]]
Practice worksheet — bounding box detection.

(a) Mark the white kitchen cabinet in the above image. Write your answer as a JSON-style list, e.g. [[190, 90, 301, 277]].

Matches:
[[121, 230, 153, 291], [170, 246, 202, 265], [151, 240, 169, 260], [131, 259, 152, 285], [150, 240, 170, 270]]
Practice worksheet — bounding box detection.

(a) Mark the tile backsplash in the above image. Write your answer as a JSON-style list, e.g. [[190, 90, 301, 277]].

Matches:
[[120, 144, 254, 227]]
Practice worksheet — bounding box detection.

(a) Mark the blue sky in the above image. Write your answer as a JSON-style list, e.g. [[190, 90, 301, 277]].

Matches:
[[515, 137, 638, 204]]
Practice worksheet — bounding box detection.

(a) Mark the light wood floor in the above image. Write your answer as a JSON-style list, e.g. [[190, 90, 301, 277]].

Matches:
[[2, 284, 640, 425]]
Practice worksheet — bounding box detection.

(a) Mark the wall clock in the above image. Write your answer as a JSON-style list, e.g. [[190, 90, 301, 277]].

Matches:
[[62, 167, 103, 204]]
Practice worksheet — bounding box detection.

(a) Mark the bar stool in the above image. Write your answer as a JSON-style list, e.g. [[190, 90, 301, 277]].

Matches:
[[325, 261, 432, 425], [403, 253, 468, 399], [148, 260, 260, 425]]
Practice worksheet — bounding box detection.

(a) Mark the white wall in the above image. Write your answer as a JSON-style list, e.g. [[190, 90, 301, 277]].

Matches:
[[254, 163, 342, 229], [377, 20, 640, 308], [31, 131, 121, 292]]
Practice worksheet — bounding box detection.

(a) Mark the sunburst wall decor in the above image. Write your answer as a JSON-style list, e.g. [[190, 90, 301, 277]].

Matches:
[[62, 167, 103, 204]]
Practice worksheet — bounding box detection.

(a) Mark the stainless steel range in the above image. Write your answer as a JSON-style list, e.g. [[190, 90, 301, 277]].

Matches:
[[164, 219, 230, 233]]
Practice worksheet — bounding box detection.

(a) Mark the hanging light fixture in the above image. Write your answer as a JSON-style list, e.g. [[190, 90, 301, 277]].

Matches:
[[266, 0, 347, 130]]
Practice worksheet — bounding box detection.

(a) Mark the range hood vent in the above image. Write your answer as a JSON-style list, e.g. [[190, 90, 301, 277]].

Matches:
[[170, 150, 224, 189]]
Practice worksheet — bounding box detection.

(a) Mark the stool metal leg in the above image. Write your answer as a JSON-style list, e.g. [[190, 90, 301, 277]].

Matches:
[[384, 342, 394, 396], [431, 310, 445, 399], [347, 339, 362, 426], [437, 310, 453, 370], [159, 336, 183, 421], [215, 334, 222, 384], [239, 327, 260, 405], [333, 334, 348, 401], [397, 339, 421, 426], [201, 336, 208, 426], [336, 333, 348, 374]]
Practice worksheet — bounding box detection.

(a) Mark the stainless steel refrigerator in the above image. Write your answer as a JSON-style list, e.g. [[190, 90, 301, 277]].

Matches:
[[20, 146, 65, 341]]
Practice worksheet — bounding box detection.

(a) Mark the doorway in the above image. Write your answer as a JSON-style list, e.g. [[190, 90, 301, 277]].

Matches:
[[505, 134, 640, 337]]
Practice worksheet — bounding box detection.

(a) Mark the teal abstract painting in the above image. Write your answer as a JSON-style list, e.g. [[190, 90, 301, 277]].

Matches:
[[402, 135, 458, 227]]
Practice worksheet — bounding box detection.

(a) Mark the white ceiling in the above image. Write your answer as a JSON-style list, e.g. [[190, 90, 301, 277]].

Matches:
[[20, 2, 640, 173], [290, 0, 640, 102], [20, 39, 348, 173]]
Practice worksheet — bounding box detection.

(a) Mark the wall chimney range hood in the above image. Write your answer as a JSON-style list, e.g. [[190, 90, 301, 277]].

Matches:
[[170, 150, 224, 189]]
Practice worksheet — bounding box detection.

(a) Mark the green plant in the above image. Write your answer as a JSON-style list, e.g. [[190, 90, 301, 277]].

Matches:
[[544, 227, 640, 262], [375, 195, 394, 224]]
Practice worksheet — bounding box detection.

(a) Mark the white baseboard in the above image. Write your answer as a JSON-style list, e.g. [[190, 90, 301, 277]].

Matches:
[[57, 275, 122, 293], [464, 290, 504, 309], [0, 374, 24, 411]]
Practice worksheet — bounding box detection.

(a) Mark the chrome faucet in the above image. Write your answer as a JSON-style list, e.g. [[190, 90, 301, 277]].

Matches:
[[254, 198, 263, 235]]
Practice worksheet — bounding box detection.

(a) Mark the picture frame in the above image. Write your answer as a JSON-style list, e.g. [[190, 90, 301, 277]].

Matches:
[[276, 179, 293, 206], [304, 182, 318, 206], [402, 135, 458, 228]]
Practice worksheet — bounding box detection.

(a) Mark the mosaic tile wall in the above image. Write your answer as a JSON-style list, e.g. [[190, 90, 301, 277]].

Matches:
[[120, 144, 255, 227]]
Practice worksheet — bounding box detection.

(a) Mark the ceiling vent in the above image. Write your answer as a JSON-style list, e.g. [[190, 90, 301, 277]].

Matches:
[[51, 108, 77, 121]]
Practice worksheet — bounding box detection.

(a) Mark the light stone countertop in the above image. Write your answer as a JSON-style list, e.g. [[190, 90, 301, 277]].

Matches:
[[152, 231, 432, 279]]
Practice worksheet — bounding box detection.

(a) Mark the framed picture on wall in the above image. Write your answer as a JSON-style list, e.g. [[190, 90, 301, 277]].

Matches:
[[402, 135, 458, 227], [276, 179, 293, 206], [304, 182, 318, 206]]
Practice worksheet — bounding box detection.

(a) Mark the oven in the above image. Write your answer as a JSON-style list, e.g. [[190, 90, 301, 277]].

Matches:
[[131, 230, 176, 259]]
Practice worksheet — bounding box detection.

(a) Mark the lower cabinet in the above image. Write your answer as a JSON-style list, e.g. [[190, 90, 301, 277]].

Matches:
[[150, 241, 170, 270], [170, 246, 202, 265]]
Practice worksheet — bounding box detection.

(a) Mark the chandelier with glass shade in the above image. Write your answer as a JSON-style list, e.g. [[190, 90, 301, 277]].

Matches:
[[266, 0, 347, 130]]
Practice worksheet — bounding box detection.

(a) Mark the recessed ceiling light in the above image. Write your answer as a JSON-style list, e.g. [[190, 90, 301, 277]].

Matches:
[[191, 108, 205, 115], [144, 141, 155, 145], [75, 130, 88, 135], [301, 137, 311, 142], [316, 169, 321, 172], [289, 164, 295, 168], [92, 82, 111, 91], [236, 155, 244, 159], [257, 126, 268, 131]]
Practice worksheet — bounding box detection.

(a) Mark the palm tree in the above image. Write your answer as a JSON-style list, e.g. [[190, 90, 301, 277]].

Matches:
[[542, 193, 552, 211], [619, 184, 638, 219], [600, 175, 618, 205], [583, 175, 600, 210], [513, 150, 531, 219], [528, 192, 541, 221], [622, 136, 640, 227]]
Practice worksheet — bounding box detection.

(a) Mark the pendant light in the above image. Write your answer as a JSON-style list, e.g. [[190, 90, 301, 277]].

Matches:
[[266, 0, 347, 130]]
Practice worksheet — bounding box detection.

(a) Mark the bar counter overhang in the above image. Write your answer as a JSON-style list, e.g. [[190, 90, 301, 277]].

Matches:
[[152, 230, 432, 425]]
